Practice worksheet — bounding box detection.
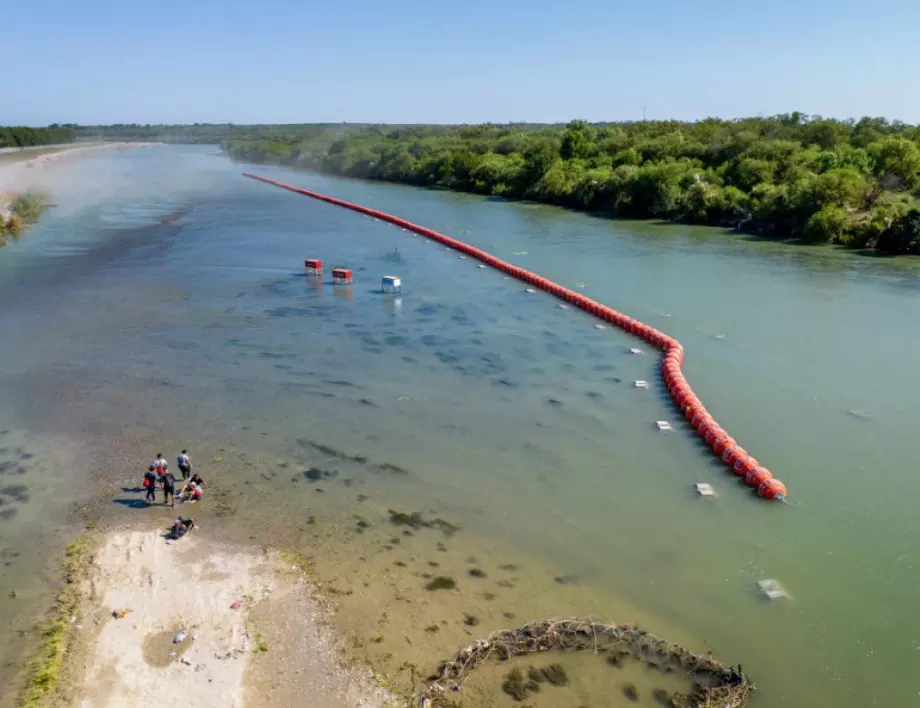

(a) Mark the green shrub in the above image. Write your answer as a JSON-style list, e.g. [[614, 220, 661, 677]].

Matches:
[[11, 192, 49, 221], [804, 206, 849, 243]]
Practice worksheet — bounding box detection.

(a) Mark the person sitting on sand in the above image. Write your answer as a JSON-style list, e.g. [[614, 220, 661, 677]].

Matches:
[[169, 518, 195, 539], [179, 480, 202, 502], [143, 465, 157, 505], [189, 472, 205, 488]]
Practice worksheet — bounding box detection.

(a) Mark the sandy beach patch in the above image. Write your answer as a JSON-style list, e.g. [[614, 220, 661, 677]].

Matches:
[[58, 528, 395, 708]]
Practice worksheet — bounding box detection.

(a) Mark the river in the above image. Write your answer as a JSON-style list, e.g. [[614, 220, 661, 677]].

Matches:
[[0, 145, 917, 707]]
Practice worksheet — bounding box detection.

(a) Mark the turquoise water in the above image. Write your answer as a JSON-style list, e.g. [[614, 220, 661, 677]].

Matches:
[[1, 145, 919, 706]]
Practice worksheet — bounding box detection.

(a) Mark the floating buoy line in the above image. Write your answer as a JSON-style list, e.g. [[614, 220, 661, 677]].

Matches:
[[243, 172, 787, 501]]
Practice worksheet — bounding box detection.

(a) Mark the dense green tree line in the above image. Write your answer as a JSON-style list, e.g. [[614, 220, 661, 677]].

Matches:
[[0, 125, 76, 148], [223, 116, 920, 255]]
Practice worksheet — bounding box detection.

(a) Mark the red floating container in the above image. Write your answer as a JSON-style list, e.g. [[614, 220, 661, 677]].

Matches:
[[332, 268, 353, 283]]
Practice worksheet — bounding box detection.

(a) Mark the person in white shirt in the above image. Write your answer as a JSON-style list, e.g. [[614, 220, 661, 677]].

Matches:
[[177, 449, 192, 480], [153, 453, 168, 476]]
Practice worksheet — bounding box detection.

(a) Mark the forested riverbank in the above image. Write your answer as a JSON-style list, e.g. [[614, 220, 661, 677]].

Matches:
[[223, 116, 920, 254], [0, 125, 75, 149]]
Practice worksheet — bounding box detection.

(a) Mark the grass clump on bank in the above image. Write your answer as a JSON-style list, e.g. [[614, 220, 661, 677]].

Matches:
[[1, 192, 51, 248], [18, 531, 96, 708], [12, 193, 51, 222]]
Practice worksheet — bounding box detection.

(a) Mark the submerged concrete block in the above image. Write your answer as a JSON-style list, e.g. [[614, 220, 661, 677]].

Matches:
[[757, 579, 788, 600], [695, 483, 715, 497]]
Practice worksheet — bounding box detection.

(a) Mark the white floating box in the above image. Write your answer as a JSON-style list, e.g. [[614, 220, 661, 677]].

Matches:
[[477, 264, 486, 268], [525, 288, 536, 293], [757, 579, 788, 600], [594, 324, 605, 330], [634, 380, 649, 389], [656, 420, 672, 431], [695, 483, 716, 497], [381, 276, 402, 293], [630, 348, 643, 355]]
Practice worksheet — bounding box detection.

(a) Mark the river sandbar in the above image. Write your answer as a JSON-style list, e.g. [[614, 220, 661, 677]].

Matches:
[[52, 527, 394, 708]]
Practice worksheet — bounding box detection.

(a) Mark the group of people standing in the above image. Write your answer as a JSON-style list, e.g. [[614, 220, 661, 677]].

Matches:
[[143, 449, 206, 507]]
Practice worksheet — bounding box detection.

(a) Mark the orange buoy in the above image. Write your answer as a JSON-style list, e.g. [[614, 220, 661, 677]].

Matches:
[[733, 455, 756, 476], [758, 478, 787, 500], [721, 444, 741, 465], [712, 435, 731, 456], [745, 466, 773, 488]]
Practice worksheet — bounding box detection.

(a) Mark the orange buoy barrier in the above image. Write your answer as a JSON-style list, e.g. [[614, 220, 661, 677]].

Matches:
[[243, 172, 787, 502]]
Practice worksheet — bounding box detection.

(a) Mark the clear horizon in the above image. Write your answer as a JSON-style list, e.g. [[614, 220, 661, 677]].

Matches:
[[3, 0, 919, 126]]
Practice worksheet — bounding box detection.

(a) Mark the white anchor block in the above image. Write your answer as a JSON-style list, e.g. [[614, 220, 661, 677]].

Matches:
[[757, 579, 788, 600], [656, 420, 672, 431], [695, 483, 716, 497], [381, 275, 402, 293], [634, 380, 649, 389]]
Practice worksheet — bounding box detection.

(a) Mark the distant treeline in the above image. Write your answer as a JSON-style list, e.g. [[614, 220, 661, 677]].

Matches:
[[222, 115, 920, 255], [0, 125, 76, 148], [72, 123, 363, 144], [73, 123, 230, 144]]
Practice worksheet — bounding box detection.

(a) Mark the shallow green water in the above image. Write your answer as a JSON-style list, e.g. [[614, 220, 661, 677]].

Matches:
[[1, 146, 918, 706]]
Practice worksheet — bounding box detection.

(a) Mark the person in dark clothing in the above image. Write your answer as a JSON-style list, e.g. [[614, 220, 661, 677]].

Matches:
[[161, 470, 177, 507], [169, 517, 195, 539], [144, 465, 157, 504], [189, 473, 205, 488]]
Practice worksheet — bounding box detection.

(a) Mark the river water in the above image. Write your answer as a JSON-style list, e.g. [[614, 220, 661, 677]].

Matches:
[[1, 145, 918, 707]]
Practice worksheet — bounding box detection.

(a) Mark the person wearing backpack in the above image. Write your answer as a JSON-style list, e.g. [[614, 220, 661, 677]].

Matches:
[[143, 465, 157, 505], [153, 453, 168, 476]]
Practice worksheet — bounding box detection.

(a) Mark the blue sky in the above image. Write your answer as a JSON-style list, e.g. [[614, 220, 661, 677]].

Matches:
[[3, 0, 919, 125]]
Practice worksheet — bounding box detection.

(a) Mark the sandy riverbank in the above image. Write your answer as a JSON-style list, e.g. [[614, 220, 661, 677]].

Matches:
[[0, 143, 162, 221], [46, 527, 395, 708]]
